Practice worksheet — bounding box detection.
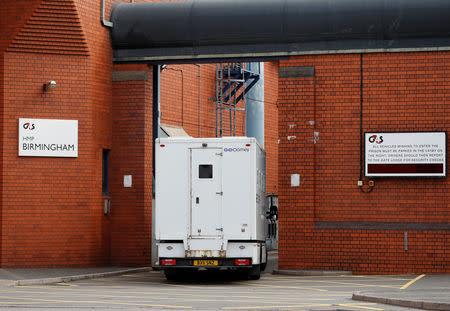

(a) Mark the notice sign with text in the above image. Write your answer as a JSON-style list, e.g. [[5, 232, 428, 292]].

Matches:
[[19, 119, 78, 157], [365, 132, 446, 177]]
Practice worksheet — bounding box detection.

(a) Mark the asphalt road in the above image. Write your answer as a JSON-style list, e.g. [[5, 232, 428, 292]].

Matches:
[[0, 270, 429, 310]]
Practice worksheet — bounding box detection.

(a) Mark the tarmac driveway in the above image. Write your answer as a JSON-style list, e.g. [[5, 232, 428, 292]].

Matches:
[[0, 270, 439, 310]]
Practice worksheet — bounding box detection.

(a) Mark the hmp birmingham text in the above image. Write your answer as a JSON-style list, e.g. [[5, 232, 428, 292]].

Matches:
[[22, 143, 75, 151]]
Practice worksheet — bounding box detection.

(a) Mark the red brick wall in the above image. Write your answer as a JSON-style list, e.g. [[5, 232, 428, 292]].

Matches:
[[278, 52, 449, 274], [2, 53, 105, 267], [160, 63, 250, 139], [160, 63, 279, 193], [0, 0, 279, 267], [0, 0, 114, 267], [110, 64, 153, 266], [0, 1, 41, 53], [0, 0, 42, 267], [110, 61, 279, 266], [160, 64, 219, 137], [71, 0, 116, 266]]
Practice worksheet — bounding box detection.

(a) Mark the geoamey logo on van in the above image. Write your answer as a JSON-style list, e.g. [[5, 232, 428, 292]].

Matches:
[[224, 147, 249, 152]]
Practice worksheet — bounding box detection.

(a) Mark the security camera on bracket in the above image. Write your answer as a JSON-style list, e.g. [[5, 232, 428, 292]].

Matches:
[[43, 80, 56, 92]]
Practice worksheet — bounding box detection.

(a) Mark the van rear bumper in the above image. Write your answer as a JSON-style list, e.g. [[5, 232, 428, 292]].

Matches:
[[154, 241, 266, 269], [158, 257, 253, 269]]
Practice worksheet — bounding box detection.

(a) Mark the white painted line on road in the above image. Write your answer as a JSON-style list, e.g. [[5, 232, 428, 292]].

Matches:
[[0, 296, 193, 309], [287, 279, 402, 289], [0, 301, 41, 304], [0, 289, 337, 303], [56, 283, 78, 287], [338, 303, 384, 310], [234, 282, 328, 292], [346, 275, 413, 281], [400, 274, 425, 290], [223, 303, 331, 309]]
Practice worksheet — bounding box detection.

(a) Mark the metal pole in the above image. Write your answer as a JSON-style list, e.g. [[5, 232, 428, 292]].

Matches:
[[152, 65, 161, 196], [197, 64, 201, 137], [101, 0, 113, 27], [215, 64, 219, 137]]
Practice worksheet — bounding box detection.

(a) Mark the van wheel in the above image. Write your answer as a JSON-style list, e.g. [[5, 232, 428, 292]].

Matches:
[[164, 269, 178, 281], [260, 248, 268, 272], [260, 262, 267, 272], [248, 265, 261, 280]]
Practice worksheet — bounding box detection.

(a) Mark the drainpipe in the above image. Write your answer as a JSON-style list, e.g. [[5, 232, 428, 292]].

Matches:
[[152, 65, 161, 181], [101, 0, 113, 28], [195, 64, 201, 137], [152, 64, 160, 269]]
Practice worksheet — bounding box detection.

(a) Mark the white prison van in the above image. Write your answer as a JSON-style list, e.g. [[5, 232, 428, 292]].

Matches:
[[154, 137, 267, 280]]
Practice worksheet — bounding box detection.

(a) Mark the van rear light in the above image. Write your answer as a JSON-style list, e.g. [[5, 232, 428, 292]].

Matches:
[[160, 144, 165, 147], [235, 258, 250, 266], [246, 144, 251, 147], [161, 259, 176, 266]]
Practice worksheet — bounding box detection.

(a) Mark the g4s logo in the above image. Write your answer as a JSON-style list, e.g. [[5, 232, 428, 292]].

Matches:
[[23, 123, 36, 130], [369, 135, 383, 144]]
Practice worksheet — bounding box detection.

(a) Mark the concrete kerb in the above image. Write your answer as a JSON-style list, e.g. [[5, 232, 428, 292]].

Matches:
[[353, 292, 450, 311], [273, 269, 353, 276], [12, 267, 153, 287]]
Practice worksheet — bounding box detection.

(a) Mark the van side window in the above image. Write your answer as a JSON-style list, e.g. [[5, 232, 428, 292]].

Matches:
[[199, 164, 213, 179]]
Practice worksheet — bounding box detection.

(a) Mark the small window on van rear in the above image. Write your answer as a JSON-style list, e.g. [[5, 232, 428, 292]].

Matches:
[[199, 165, 213, 179]]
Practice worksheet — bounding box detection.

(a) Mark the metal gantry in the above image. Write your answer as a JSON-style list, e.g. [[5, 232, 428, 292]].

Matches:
[[215, 63, 260, 137]]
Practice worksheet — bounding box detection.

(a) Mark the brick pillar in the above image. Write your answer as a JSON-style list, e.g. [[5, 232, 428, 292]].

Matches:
[[110, 65, 153, 266], [278, 64, 317, 269], [0, 53, 3, 267]]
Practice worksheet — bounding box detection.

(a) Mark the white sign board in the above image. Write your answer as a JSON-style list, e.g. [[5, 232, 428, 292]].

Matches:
[[291, 174, 300, 187], [124, 175, 132, 188], [19, 118, 78, 157], [365, 132, 446, 177]]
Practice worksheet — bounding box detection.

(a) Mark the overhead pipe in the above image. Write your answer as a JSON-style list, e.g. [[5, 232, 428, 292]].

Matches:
[[110, 0, 450, 62], [102, 0, 137, 28]]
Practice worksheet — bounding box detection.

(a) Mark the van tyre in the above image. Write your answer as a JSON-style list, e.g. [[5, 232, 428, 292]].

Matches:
[[248, 264, 261, 280], [164, 269, 178, 281], [260, 248, 268, 272]]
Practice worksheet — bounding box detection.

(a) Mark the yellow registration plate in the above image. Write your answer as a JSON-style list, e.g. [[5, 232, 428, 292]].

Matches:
[[193, 260, 218, 266]]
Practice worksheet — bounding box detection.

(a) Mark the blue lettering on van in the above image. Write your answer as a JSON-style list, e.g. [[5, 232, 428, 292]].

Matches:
[[224, 148, 249, 152]]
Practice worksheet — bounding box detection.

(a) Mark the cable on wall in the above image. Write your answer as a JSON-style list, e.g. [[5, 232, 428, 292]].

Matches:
[[358, 53, 375, 193], [313, 70, 317, 218]]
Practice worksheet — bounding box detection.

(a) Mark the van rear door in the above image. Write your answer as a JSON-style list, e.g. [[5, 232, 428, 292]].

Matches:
[[190, 148, 223, 238]]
